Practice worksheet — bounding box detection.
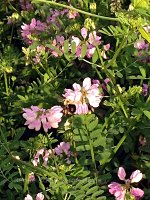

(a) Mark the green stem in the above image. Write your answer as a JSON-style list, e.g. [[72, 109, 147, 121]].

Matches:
[[101, 121, 136, 171], [4, 72, 9, 95], [10, 156, 59, 178], [93, 31, 129, 118], [0, 127, 10, 154], [32, 0, 119, 21], [105, 36, 128, 69], [45, 132, 60, 175], [85, 122, 98, 184], [9, 24, 14, 45]]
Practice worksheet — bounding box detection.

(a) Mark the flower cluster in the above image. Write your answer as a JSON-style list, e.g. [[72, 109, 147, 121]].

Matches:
[[32, 148, 53, 166], [134, 39, 150, 63], [50, 28, 110, 59], [72, 27, 110, 58], [108, 167, 144, 200], [22, 105, 63, 132], [33, 45, 46, 64], [24, 193, 44, 200], [63, 77, 102, 114], [20, 0, 34, 11], [21, 18, 47, 44], [32, 142, 71, 166], [142, 83, 149, 97], [21, 8, 79, 45], [54, 142, 70, 156]]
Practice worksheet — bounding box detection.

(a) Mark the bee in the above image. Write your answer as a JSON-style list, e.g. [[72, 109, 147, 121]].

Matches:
[[63, 104, 76, 115]]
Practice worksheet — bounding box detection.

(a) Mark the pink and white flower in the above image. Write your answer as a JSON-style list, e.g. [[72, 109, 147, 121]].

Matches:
[[54, 142, 70, 156], [108, 167, 144, 200], [23, 106, 63, 132], [63, 77, 102, 114], [36, 193, 44, 200], [24, 194, 33, 200]]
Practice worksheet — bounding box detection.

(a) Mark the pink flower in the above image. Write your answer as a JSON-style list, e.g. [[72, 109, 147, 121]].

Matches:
[[108, 182, 125, 200], [32, 149, 54, 166], [81, 27, 88, 39], [139, 135, 147, 146], [21, 18, 47, 44], [72, 36, 81, 46], [32, 148, 44, 166], [46, 106, 63, 129], [88, 31, 101, 45], [67, 10, 79, 19], [23, 105, 63, 132], [118, 167, 126, 181], [29, 172, 35, 182], [43, 150, 52, 165], [109, 167, 144, 200], [36, 193, 44, 200], [20, 0, 34, 11], [130, 170, 143, 183], [86, 45, 96, 58], [63, 77, 102, 114], [54, 142, 70, 155], [23, 106, 43, 131], [131, 188, 144, 200], [24, 194, 33, 200], [134, 39, 147, 50]]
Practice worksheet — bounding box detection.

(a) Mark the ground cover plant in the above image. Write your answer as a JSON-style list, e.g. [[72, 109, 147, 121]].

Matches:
[[0, 0, 150, 199]]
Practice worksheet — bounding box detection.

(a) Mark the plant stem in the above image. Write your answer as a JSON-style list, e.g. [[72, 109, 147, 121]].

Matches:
[[105, 36, 128, 69], [4, 72, 9, 95], [85, 121, 98, 184], [32, 0, 119, 21], [45, 132, 60, 175]]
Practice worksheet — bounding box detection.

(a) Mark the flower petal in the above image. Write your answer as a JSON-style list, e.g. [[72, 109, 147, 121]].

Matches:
[[118, 167, 126, 181], [130, 170, 143, 183]]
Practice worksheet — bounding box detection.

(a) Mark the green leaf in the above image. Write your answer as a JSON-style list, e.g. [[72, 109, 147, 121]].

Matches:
[[74, 135, 88, 141], [82, 181, 95, 190], [143, 110, 150, 119], [93, 136, 106, 148], [0, 179, 7, 186], [64, 40, 69, 54], [92, 50, 98, 63], [116, 71, 123, 78], [71, 42, 77, 55], [91, 190, 104, 198], [81, 44, 87, 58], [75, 194, 85, 200], [132, 0, 149, 9], [88, 118, 98, 131], [76, 145, 90, 151], [139, 27, 150, 43], [86, 186, 99, 195], [90, 129, 101, 139], [75, 178, 88, 188], [46, 44, 63, 56], [139, 66, 146, 78]]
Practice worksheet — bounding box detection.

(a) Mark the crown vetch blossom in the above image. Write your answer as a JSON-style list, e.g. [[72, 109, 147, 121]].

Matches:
[[134, 39, 147, 50], [108, 167, 144, 200], [142, 84, 148, 96], [63, 77, 102, 114], [36, 193, 44, 200], [54, 142, 70, 156], [29, 172, 35, 182], [21, 18, 47, 44], [32, 148, 54, 166], [23, 105, 63, 132], [24, 193, 44, 200], [20, 0, 34, 11], [24, 194, 33, 200]]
